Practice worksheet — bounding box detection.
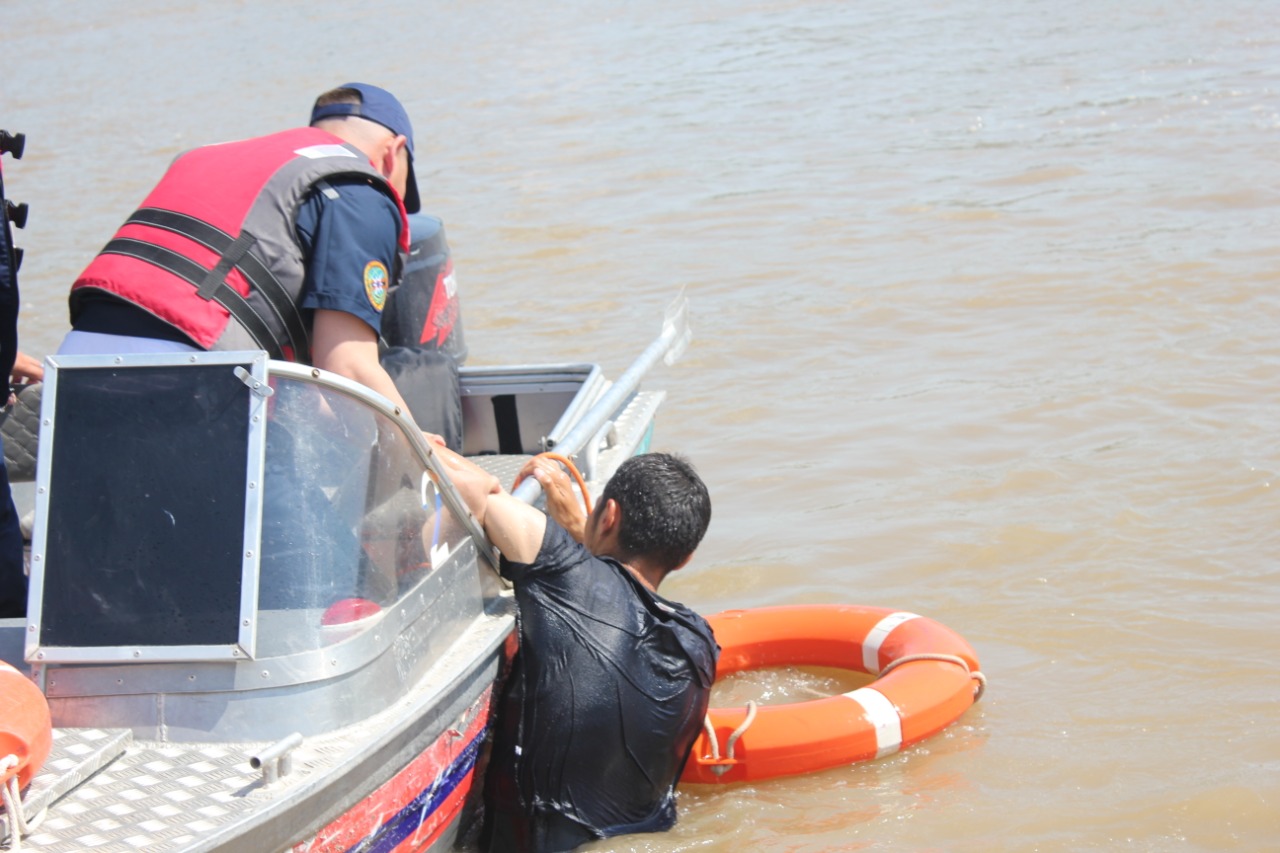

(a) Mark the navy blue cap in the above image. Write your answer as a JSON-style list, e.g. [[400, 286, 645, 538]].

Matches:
[[310, 82, 421, 213]]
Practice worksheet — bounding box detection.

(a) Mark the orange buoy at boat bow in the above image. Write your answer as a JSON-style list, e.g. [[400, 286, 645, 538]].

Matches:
[[682, 604, 985, 784], [0, 660, 53, 792]]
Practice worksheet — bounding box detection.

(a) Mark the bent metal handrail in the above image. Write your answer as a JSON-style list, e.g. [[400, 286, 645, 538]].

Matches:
[[267, 293, 690, 572], [265, 360, 501, 570]]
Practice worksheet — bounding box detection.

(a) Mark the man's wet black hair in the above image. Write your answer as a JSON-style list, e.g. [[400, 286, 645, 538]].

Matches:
[[601, 452, 711, 574]]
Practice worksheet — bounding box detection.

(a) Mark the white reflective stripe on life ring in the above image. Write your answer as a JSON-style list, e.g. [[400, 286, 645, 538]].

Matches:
[[844, 686, 902, 758], [861, 611, 921, 674]]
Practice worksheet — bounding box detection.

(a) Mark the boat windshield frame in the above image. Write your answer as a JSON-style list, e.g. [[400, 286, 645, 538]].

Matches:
[[25, 352, 495, 666], [26, 351, 272, 664]]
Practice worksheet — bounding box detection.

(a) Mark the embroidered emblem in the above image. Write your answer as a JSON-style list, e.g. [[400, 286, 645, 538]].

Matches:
[[364, 261, 389, 312]]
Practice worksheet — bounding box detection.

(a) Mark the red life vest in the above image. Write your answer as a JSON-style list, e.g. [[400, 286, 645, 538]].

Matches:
[[70, 127, 410, 362]]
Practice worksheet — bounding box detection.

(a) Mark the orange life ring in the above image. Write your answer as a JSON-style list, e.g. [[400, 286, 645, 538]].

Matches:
[[682, 604, 985, 784], [0, 661, 53, 791]]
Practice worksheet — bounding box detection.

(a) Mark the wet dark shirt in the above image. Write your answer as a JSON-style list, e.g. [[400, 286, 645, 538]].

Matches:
[[483, 521, 718, 853]]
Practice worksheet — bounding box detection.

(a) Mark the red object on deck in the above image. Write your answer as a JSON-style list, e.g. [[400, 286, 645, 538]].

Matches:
[[0, 660, 53, 790]]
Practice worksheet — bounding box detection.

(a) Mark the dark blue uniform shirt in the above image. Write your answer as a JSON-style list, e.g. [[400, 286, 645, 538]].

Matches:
[[295, 176, 402, 335]]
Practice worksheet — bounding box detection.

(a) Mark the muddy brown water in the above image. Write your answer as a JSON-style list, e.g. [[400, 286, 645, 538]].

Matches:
[[6, 1, 1278, 849]]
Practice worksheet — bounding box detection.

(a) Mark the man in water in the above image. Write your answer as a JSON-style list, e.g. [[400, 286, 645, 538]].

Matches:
[[441, 448, 717, 852]]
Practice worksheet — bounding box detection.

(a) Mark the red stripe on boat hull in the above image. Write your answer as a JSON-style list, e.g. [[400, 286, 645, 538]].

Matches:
[[294, 687, 492, 853]]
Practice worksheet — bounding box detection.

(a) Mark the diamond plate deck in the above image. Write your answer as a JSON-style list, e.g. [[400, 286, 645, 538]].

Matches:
[[6, 606, 512, 853]]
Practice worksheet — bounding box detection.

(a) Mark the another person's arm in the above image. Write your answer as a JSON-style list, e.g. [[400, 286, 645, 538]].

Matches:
[[8, 350, 42, 406], [311, 308, 413, 411], [299, 180, 442, 444], [10, 351, 42, 385], [435, 444, 548, 564]]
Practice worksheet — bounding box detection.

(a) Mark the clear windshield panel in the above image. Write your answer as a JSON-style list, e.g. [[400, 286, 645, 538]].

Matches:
[[257, 375, 471, 654]]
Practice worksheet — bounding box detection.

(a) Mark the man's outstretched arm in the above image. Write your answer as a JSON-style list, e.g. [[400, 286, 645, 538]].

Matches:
[[434, 444, 548, 565]]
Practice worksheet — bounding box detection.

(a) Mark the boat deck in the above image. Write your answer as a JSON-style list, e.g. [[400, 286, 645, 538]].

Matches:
[[6, 604, 513, 853], [2, 350, 670, 851]]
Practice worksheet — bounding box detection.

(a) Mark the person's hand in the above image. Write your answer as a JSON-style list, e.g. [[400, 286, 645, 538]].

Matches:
[[10, 351, 42, 385], [430, 442, 501, 522], [514, 456, 588, 543], [423, 431, 446, 448]]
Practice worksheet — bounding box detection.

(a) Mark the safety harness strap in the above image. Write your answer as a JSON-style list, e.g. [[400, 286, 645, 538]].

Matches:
[[101, 236, 285, 360], [123, 207, 310, 361]]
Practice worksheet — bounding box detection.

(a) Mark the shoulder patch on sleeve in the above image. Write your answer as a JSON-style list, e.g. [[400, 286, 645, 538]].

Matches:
[[363, 261, 389, 312]]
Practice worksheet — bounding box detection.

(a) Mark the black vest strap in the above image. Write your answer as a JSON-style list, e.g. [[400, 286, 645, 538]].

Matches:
[[101, 237, 285, 360], [197, 230, 257, 300], [123, 207, 311, 362]]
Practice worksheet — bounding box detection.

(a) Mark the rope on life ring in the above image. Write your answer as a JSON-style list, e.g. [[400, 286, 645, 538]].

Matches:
[[0, 660, 52, 843], [700, 701, 758, 766], [683, 604, 986, 785], [879, 652, 987, 701], [1, 754, 48, 851]]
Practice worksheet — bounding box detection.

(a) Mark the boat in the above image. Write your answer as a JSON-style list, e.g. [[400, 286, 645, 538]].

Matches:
[[0, 211, 690, 852]]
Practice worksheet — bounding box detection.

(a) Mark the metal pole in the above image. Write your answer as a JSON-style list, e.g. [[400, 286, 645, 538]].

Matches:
[[512, 294, 690, 505]]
